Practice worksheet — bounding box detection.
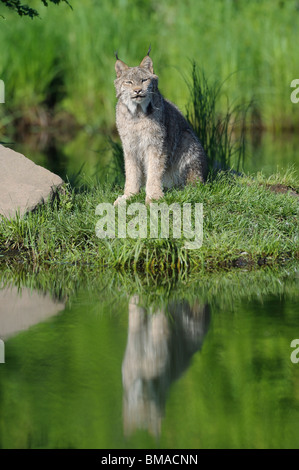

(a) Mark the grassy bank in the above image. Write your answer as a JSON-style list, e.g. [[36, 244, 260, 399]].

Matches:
[[1, 0, 299, 132], [0, 170, 298, 272]]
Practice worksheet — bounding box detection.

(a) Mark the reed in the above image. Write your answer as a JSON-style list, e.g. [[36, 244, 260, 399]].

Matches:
[[0, 0, 299, 132]]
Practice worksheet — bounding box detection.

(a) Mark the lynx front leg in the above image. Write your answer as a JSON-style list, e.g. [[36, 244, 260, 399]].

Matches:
[[145, 151, 165, 205], [114, 153, 143, 206]]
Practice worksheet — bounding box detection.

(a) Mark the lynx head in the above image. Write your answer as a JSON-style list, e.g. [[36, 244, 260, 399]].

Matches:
[[114, 51, 158, 115]]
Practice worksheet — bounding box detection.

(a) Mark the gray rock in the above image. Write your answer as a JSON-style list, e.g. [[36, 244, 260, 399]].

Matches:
[[0, 144, 63, 218]]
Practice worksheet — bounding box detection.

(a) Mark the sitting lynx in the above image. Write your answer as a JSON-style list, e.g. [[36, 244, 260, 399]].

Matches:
[[114, 49, 207, 205]]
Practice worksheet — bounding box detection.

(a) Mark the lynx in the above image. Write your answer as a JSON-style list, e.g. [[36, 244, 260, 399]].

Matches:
[[114, 49, 207, 205]]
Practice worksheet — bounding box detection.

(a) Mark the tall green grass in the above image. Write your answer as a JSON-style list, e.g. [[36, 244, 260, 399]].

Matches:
[[1, 0, 299, 131], [186, 63, 248, 173]]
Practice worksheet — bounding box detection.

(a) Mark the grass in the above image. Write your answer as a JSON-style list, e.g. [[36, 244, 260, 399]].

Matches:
[[0, 170, 298, 272], [1, 0, 299, 132], [186, 63, 248, 173]]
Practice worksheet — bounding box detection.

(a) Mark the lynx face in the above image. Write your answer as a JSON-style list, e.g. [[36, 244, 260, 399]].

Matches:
[[114, 55, 158, 115]]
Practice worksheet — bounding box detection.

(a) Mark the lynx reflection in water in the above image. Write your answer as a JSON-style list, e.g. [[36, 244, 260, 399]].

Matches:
[[122, 296, 210, 437]]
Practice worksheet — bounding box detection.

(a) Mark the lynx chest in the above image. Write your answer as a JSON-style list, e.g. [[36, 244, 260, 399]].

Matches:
[[116, 104, 165, 161]]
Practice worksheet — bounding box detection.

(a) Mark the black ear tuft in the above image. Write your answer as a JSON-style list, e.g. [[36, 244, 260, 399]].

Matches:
[[147, 44, 151, 56]]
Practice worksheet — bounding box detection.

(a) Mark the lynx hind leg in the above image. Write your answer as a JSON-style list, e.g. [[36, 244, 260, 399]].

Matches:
[[179, 131, 208, 185]]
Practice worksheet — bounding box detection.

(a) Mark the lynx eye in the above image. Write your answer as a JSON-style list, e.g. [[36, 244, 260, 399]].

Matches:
[[125, 80, 133, 85], [141, 78, 149, 83]]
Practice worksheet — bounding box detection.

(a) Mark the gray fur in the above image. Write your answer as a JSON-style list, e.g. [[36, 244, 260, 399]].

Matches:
[[114, 54, 207, 205]]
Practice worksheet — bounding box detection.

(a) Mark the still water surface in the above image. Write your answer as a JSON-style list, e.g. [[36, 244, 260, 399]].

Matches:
[[9, 129, 299, 184], [0, 266, 298, 449], [1, 128, 298, 448]]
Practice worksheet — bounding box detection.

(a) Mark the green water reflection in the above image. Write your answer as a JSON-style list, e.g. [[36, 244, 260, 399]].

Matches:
[[0, 265, 298, 449], [7, 129, 299, 186]]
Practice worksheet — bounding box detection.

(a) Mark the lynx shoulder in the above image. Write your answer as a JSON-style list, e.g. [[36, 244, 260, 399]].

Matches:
[[114, 51, 207, 205]]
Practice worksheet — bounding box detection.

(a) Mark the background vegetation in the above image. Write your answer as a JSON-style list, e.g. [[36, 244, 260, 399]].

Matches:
[[1, 0, 299, 133], [0, 0, 70, 18]]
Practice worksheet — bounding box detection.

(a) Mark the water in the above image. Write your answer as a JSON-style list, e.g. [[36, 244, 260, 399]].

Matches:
[[6, 128, 299, 185], [1, 128, 298, 449], [0, 266, 298, 449]]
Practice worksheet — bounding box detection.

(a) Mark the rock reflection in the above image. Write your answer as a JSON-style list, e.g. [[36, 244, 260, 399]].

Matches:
[[0, 286, 65, 340], [122, 295, 210, 437]]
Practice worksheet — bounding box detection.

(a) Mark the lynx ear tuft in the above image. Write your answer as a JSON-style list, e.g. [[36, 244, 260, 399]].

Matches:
[[140, 55, 154, 74], [115, 59, 129, 78]]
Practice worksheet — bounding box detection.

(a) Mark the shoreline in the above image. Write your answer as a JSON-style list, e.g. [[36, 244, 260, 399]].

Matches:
[[1, 171, 298, 274]]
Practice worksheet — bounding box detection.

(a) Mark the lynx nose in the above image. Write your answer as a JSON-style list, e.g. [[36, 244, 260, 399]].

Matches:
[[133, 88, 143, 95]]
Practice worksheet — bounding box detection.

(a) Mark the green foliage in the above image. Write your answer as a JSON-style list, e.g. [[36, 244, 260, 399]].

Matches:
[[0, 0, 299, 130], [100, 137, 125, 187], [0, 0, 71, 18], [186, 63, 249, 173]]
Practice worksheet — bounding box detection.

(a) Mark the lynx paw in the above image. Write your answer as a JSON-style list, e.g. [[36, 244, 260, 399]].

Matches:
[[145, 191, 164, 205], [113, 195, 128, 206]]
